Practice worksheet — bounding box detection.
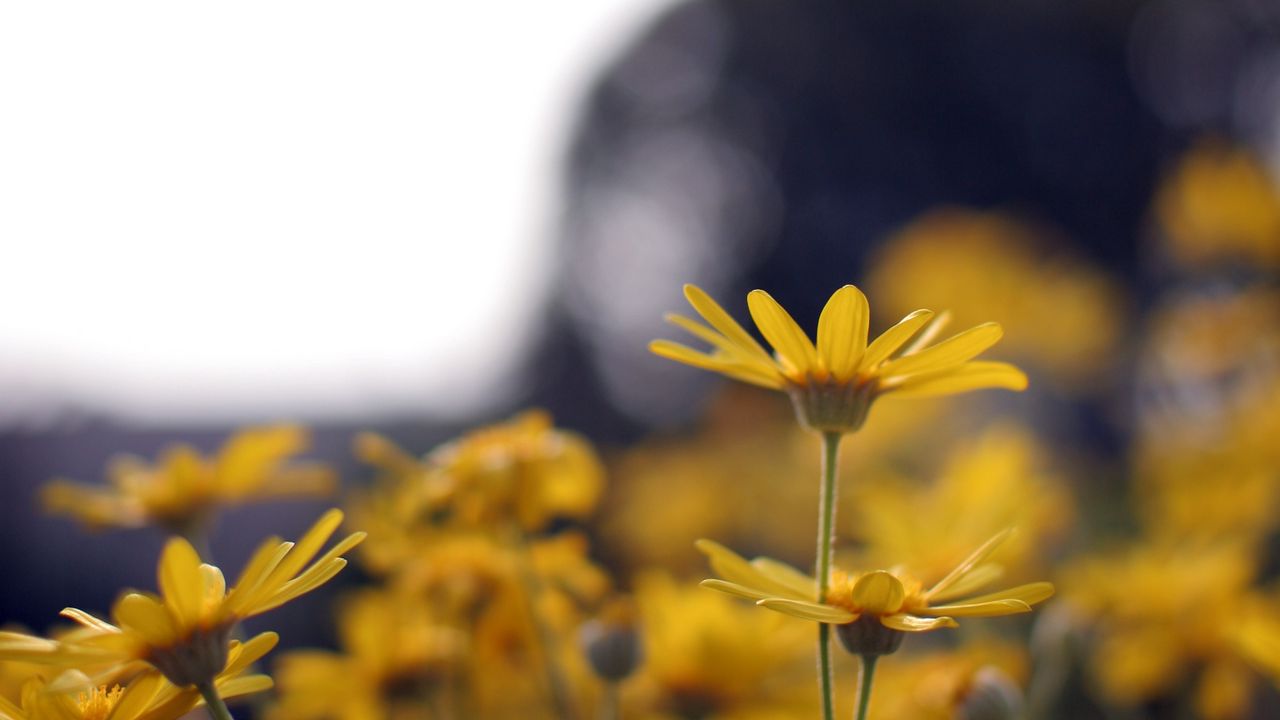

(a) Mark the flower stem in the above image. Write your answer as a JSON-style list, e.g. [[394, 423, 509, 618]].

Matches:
[[197, 682, 234, 720], [600, 680, 620, 720], [855, 655, 878, 720], [816, 430, 843, 720]]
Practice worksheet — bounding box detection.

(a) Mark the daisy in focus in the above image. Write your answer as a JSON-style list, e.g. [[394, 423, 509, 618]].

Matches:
[[697, 531, 1053, 656], [0, 635, 277, 720], [0, 509, 363, 695], [650, 284, 1027, 432], [42, 425, 336, 533]]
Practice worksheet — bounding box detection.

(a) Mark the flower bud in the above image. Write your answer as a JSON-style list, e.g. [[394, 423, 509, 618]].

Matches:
[[834, 616, 905, 657], [579, 599, 642, 682], [954, 666, 1023, 720]]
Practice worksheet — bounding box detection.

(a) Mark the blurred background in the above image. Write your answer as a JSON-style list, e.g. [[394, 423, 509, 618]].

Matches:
[[4, 0, 1280, 718]]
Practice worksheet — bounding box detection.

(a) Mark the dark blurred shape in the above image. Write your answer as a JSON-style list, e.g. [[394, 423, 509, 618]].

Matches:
[[548, 0, 1180, 426]]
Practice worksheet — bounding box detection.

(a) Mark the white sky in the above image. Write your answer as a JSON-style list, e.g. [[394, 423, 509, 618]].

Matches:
[[0, 1, 663, 426]]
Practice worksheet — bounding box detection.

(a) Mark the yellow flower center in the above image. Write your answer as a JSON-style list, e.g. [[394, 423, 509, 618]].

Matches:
[[827, 570, 930, 617], [76, 686, 123, 720]]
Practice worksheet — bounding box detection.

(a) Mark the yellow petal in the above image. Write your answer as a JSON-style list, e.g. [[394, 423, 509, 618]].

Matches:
[[214, 674, 274, 699], [695, 539, 811, 600], [926, 563, 1004, 603], [881, 361, 1028, 399], [113, 593, 178, 648], [224, 632, 279, 675], [683, 284, 775, 363], [157, 538, 205, 630], [816, 285, 869, 381], [254, 510, 344, 599], [700, 579, 774, 602], [860, 310, 935, 371], [756, 598, 857, 624], [107, 671, 165, 720], [924, 599, 1032, 617], [881, 614, 958, 632], [850, 571, 906, 614], [878, 322, 1004, 377], [750, 557, 817, 599], [214, 425, 307, 496], [648, 340, 784, 389], [894, 309, 952, 358], [747, 290, 820, 376], [665, 314, 742, 356], [944, 581, 1055, 608], [224, 540, 292, 617], [926, 529, 1014, 600], [59, 608, 120, 633]]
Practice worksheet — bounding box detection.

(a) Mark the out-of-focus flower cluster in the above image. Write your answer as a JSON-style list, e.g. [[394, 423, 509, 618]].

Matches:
[[5, 135, 1280, 719]]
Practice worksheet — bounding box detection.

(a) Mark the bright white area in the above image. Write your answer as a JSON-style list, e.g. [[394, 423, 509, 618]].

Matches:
[[0, 1, 663, 426]]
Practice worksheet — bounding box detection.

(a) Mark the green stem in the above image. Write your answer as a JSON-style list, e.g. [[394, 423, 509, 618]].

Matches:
[[197, 682, 234, 720], [855, 655, 878, 720], [508, 527, 577, 720], [600, 680, 620, 720], [816, 431, 843, 720]]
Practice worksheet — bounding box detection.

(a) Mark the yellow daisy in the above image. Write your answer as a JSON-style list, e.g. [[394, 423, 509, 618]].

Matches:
[[42, 425, 336, 533], [650, 284, 1027, 432], [697, 531, 1053, 656], [0, 510, 364, 691], [0, 635, 276, 720]]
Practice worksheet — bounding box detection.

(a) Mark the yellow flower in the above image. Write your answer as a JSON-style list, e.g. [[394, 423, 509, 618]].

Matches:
[[429, 411, 605, 531], [0, 510, 363, 689], [650, 284, 1026, 432], [864, 208, 1124, 386], [698, 531, 1053, 656], [623, 572, 817, 719], [861, 644, 1027, 720], [42, 426, 336, 532], [269, 588, 467, 720], [0, 634, 275, 720], [1064, 540, 1280, 719], [850, 425, 1072, 583], [1155, 139, 1280, 269]]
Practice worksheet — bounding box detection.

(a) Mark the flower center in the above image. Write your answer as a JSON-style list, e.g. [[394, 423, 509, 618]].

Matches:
[[76, 686, 123, 720]]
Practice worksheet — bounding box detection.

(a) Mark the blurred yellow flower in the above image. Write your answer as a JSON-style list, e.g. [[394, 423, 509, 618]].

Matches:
[[650, 284, 1026, 432], [430, 411, 605, 531], [862, 644, 1026, 720], [865, 208, 1123, 386], [42, 426, 335, 533], [698, 531, 1052, 653], [0, 636, 276, 720], [1155, 139, 1280, 269], [270, 588, 467, 720], [623, 572, 816, 720], [0, 510, 362, 690], [850, 425, 1073, 582], [1064, 541, 1280, 719]]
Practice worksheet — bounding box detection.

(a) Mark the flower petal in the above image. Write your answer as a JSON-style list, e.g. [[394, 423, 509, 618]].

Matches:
[[881, 614, 958, 632], [926, 563, 1004, 603], [683, 285, 774, 362], [649, 340, 784, 389], [747, 290, 820, 376], [924, 599, 1032, 617], [881, 362, 1029, 399], [756, 598, 857, 624], [157, 538, 205, 631], [926, 529, 1014, 600], [860, 310, 935, 371], [878, 322, 1004, 377], [750, 557, 818, 599], [699, 579, 774, 602], [695, 539, 812, 600], [113, 593, 178, 648], [942, 581, 1055, 608], [816, 285, 869, 381], [850, 571, 906, 614]]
